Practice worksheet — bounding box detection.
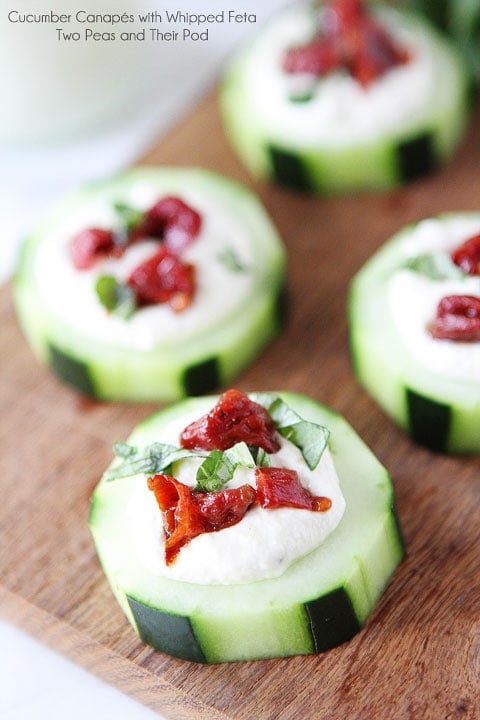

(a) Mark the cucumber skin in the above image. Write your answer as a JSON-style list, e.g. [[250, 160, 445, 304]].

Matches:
[[89, 392, 404, 664], [220, 8, 470, 194], [13, 167, 286, 402], [348, 213, 480, 454]]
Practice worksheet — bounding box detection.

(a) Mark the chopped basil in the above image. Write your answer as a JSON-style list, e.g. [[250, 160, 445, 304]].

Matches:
[[95, 275, 137, 319], [250, 446, 271, 468], [256, 395, 330, 471], [196, 442, 256, 492], [106, 397, 329, 489], [403, 253, 465, 281], [112, 201, 144, 246], [105, 441, 203, 481], [288, 91, 314, 103], [217, 247, 248, 273]]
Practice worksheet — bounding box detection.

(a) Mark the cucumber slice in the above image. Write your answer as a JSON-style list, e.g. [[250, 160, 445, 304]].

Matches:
[[14, 168, 286, 401], [220, 3, 469, 193], [349, 212, 480, 453], [89, 392, 404, 663]]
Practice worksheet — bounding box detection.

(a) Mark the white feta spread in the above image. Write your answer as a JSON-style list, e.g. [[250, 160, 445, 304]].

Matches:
[[34, 183, 255, 351], [388, 214, 480, 382], [129, 409, 345, 585], [243, 5, 459, 147]]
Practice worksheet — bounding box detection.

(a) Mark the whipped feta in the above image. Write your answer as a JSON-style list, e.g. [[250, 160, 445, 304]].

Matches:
[[243, 5, 460, 147], [129, 408, 345, 585], [34, 182, 255, 351], [388, 214, 480, 383]]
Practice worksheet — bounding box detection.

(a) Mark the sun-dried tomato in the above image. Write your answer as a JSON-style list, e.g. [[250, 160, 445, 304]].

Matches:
[[70, 196, 202, 272], [451, 234, 480, 276], [282, 0, 409, 88], [148, 474, 256, 565], [255, 467, 332, 512], [136, 196, 202, 252], [69, 228, 115, 270], [282, 39, 339, 76], [127, 246, 195, 312], [429, 295, 480, 342], [180, 389, 280, 453]]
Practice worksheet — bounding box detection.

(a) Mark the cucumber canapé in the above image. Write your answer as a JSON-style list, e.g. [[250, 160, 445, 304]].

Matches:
[[89, 390, 404, 663], [14, 168, 286, 402]]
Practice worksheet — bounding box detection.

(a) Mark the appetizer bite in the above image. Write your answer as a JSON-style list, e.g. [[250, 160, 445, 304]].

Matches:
[[220, 0, 469, 193], [349, 212, 480, 453], [14, 168, 286, 401], [89, 390, 404, 663]]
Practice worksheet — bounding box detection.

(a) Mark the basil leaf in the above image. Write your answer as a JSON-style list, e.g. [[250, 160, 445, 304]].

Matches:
[[196, 442, 255, 493], [112, 201, 144, 246], [256, 395, 330, 471], [288, 91, 314, 103], [105, 442, 200, 481], [95, 275, 137, 319], [250, 446, 271, 467], [403, 253, 465, 281], [217, 246, 248, 273], [279, 420, 329, 471]]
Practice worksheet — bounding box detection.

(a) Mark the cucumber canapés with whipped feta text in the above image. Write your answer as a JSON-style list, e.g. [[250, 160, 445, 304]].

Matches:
[[349, 212, 480, 453], [220, 0, 469, 194], [89, 390, 404, 663], [14, 168, 286, 402]]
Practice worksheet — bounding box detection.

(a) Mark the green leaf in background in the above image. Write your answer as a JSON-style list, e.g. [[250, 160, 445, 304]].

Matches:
[[400, 0, 480, 82], [95, 275, 137, 319]]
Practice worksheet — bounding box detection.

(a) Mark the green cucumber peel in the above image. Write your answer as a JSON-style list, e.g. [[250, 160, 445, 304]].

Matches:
[[402, 252, 465, 281], [255, 394, 330, 471], [95, 275, 137, 319]]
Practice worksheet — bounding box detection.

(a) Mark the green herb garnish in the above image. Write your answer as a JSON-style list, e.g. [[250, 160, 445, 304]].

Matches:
[[217, 247, 248, 273], [255, 394, 330, 471], [95, 275, 137, 319], [106, 396, 329, 489], [105, 441, 203, 481], [403, 253, 465, 281], [195, 442, 255, 492], [112, 201, 144, 246]]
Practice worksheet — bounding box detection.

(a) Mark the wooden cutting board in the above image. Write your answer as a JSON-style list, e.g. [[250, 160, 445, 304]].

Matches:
[[1, 91, 479, 720]]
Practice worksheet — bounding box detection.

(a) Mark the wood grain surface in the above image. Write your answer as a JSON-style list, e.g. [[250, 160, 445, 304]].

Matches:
[[1, 92, 479, 720]]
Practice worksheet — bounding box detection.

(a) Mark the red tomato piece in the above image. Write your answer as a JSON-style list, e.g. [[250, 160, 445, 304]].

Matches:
[[69, 228, 115, 270], [127, 247, 195, 312], [148, 474, 256, 565], [429, 295, 480, 341], [282, 0, 409, 87], [180, 389, 280, 453], [255, 467, 332, 512], [451, 234, 480, 275], [139, 196, 202, 252], [148, 475, 205, 565], [194, 485, 257, 532], [282, 40, 339, 75]]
